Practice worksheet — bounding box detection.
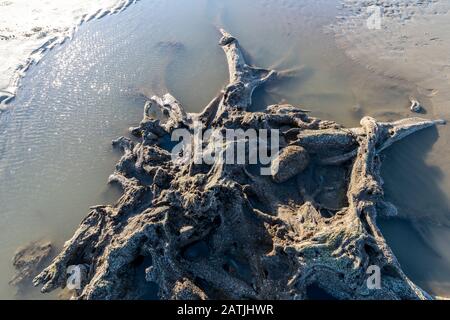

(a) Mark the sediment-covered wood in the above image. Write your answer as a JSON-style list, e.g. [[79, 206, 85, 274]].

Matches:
[[33, 30, 444, 300]]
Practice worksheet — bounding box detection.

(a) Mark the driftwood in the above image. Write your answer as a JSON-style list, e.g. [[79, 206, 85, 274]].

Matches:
[[33, 29, 445, 300]]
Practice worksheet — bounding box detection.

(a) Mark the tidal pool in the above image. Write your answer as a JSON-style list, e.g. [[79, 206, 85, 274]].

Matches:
[[0, 0, 448, 299]]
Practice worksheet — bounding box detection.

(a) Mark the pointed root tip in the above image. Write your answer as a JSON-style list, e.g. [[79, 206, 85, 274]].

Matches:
[[218, 29, 236, 46]]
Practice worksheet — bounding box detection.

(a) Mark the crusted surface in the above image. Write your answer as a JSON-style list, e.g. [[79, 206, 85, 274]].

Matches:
[[34, 30, 444, 300]]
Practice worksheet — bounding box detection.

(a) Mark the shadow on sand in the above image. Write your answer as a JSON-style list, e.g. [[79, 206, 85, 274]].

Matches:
[[379, 126, 450, 296]]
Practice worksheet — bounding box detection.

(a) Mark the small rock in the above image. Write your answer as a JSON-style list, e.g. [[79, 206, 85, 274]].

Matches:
[[409, 97, 423, 113], [377, 201, 398, 217], [271, 145, 309, 183], [10, 240, 53, 290]]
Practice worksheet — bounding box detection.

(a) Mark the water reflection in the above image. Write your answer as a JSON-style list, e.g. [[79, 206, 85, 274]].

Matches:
[[380, 127, 450, 295]]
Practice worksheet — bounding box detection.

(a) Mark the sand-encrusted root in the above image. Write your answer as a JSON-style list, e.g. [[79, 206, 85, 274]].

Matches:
[[33, 30, 444, 300]]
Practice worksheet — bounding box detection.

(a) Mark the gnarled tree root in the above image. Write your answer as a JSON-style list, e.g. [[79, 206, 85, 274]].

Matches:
[[33, 29, 445, 300]]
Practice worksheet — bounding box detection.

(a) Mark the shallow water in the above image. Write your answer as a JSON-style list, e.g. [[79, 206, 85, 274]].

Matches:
[[0, 0, 449, 299]]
